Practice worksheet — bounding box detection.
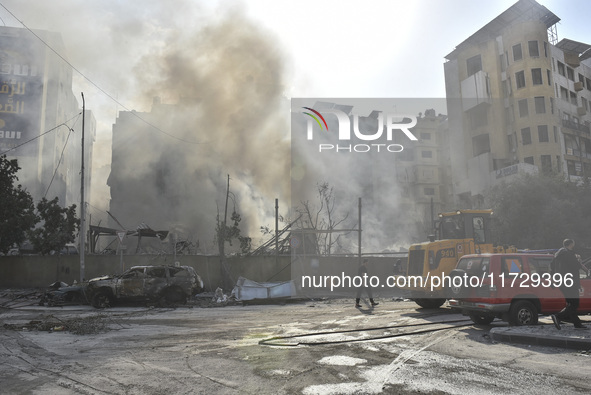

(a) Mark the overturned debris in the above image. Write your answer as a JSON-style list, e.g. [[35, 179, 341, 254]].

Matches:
[[232, 277, 296, 301]]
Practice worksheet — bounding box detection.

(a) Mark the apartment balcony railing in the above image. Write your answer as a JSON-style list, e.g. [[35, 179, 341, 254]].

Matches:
[[562, 119, 590, 134]]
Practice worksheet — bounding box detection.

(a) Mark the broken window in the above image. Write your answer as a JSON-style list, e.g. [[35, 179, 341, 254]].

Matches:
[[467, 54, 482, 76], [147, 267, 166, 278], [122, 267, 145, 278], [169, 267, 190, 277]]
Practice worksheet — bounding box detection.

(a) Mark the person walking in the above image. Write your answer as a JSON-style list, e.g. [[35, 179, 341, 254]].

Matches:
[[355, 259, 379, 308], [551, 239, 587, 329]]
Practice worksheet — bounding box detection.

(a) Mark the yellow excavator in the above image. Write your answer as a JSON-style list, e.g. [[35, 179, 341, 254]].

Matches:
[[403, 209, 515, 308]]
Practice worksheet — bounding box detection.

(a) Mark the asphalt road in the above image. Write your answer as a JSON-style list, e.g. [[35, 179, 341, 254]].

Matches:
[[1, 296, 591, 394]]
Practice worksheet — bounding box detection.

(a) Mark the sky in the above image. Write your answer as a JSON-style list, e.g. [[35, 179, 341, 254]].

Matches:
[[2, 1, 589, 113], [1, 0, 590, 250]]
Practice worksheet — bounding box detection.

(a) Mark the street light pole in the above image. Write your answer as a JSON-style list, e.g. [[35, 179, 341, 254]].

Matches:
[[80, 92, 86, 282]]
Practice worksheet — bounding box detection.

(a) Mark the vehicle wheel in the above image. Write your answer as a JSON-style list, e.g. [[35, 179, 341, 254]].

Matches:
[[508, 300, 538, 326], [160, 287, 187, 306], [91, 290, 112, 309], [469, 314, 495, 325], [414, 298, 446, 309]]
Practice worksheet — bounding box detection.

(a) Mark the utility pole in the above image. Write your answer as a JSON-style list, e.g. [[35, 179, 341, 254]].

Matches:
[[358, 197, 362, 265], [80, 93, 86, 282], [275, 198, 279, 264], [220, 174, 230, 289]]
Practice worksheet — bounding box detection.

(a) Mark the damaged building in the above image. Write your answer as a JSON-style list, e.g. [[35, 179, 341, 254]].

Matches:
[[0, 26, 96, 210]]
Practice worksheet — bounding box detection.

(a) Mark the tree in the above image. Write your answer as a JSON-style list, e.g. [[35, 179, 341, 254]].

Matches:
[[296, 182, 351, 255], [216, 210, 252, 255], [28, 197, 80, 255], [215, 174, 252, 290], [486, 173, 591, 250], [0, 155, 36, 253]]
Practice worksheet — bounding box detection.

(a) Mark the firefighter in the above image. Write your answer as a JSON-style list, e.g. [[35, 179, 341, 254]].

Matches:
[[355, 259, 379, 308]]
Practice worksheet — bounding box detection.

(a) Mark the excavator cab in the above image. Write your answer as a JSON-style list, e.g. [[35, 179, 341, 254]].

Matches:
[[403, 209, 510, 309], [437, 210, 491, 245]]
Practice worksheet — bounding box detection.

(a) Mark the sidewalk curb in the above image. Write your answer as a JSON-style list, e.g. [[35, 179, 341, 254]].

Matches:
[[490, 327, 591, 350]]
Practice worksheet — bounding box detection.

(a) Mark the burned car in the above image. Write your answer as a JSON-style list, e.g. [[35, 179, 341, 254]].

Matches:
[[86, 265, 204, 308], [39, 281, 88, 307]]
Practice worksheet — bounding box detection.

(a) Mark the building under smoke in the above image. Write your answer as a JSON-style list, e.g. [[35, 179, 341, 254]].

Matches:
[[0, 26, 95, 210], [291, 100, 450, 252], [108, 97, 273, 254]]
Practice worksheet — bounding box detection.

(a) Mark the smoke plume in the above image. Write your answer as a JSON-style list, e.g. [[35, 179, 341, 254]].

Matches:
[[1, 1, 290, 252]]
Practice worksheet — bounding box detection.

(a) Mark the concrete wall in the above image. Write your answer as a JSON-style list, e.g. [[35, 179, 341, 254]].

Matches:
[[0, 255, 405, 296]]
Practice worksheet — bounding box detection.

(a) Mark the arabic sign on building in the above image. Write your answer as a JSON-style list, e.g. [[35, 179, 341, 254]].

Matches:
[[0, 28, 44, 157]]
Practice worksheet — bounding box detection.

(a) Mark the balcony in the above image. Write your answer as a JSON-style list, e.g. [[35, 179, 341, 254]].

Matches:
[[578, 106, 587, 116], [562, 119, 590, 134], [575, 81, 584, 92], [566, 149, 591, 161]]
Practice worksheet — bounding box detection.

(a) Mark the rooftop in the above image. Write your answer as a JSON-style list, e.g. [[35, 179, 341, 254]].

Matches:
[[445, 0, 559, 60]]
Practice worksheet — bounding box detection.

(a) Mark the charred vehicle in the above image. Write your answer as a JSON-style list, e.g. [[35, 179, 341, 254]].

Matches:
[[39, 282, 87, 306], [86, 265, 204, 308]]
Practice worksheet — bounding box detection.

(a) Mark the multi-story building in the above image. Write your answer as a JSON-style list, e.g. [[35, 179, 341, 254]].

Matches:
[[393, 109, 452, 232], [0, 26, 95, 210], [443, 0, 591, 206]]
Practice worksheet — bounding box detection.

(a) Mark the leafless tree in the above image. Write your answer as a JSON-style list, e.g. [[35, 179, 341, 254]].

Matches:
[[296, 182, 351, 255]]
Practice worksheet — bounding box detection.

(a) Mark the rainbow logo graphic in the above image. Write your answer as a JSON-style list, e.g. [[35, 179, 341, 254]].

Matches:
[[302, 107, 328, 131]]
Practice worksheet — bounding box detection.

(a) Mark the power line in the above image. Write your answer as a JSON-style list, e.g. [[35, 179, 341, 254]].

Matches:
[[0, 2, 203, 146], [0, 112, 81, 155], [43, 114, 81, 198]]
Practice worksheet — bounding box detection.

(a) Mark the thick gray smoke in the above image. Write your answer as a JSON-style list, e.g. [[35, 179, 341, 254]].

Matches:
[[1, 1, 290, 252], [109, 10, 290, 251]]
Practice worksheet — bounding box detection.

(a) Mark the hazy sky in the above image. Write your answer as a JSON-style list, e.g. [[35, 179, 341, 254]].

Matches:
[[1, 1, 589, 114], [244, 0, 591, 100]]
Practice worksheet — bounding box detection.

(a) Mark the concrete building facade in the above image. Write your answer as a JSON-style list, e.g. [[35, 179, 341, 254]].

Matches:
[[0, 26, 95, 211], [444, 0, 591, 206]]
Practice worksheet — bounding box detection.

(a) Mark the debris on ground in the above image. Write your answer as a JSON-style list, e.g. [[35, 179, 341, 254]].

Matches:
[[0, 289, 45, 309], [231, 277, 296, 301], [213, 287, 228, 303], [3, 314, 114, 335]]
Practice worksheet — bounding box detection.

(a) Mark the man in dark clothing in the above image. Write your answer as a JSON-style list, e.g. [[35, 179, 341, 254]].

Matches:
[[551, 239, 587, 329], [355, 259, 379, 308]]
